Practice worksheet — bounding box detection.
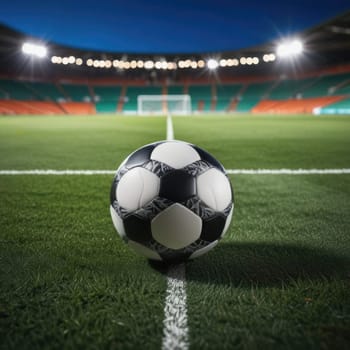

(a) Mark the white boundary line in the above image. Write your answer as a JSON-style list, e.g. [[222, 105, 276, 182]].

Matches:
[[226, 168, 350, 175], [166, 112, 175, 141], [162, 264, 188, 350], [161, 113, 189, 350], [0, 168, 349, 175]]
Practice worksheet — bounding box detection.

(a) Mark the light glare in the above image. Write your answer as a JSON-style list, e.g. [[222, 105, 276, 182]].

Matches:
[[207, 59, 218, 70], [22, 42, 47, 58], [277, 39, 303, 58]]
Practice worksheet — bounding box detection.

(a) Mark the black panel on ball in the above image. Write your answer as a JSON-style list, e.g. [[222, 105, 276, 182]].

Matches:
[[159, 170, 196, 202], [125, 143, 161, 169], [192, 145, 225, 173], [110, 179, 117, 204], [201, 215, 226, 242], [158, 249, 192, 264], [123, 215, 153, 244]]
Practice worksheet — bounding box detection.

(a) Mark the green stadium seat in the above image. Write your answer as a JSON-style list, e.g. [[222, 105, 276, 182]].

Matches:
[[301, 73, 350, 98], [60, 84, 91, 101], [318, 97, 350, 114], [167, 86, 185, 95], [188, 85, 211, 112], [236, 82, 272, 112], [216, 84, 242, 111], [0, 79, 34, 100], [26, 82, 64, 101], [93, 85, 121, 113], [95, 101, 118, 113]]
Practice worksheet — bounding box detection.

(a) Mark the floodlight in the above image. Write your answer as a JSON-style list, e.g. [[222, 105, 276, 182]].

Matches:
[[276, 39, 303, 58], [207, 59, 218, 70], [144, 60, 154, 69], [22, 42, 47, 58]]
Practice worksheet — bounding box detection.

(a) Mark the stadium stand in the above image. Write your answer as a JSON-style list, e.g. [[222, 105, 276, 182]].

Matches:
[[0, 79, 33, 100], [252, 96, 345, 114], [216, 84, 242, 111], [1, 67, 350, 115], [236, 82, 272, 112], [93, 85, 121, 113], [0, 11, 349, 115], [60, 102, 95, 114], [25, 82, 64, 101], [60, 83, 92, 102], [187, 85, 212, 112], [317, 97, 350, 114], [0, 100, 63, 114]]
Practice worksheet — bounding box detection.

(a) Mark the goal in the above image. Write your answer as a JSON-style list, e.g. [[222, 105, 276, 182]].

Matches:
[[137, 95, 191, 115]]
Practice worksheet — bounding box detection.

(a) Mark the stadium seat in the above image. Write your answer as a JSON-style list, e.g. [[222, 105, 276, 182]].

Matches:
[[0, 80, 34, 100], [252, 96, 345, 114], [317, 97, 350, 114], [188, 85, 211, 112], [60, 83, 92, 102], [216, 84, 242, 111], [59, 102, 95, 114], [300, 73, 350, 98], [236, 82, 273, 112], [0, 100, 64, 114], [93, 85, 121, 113]]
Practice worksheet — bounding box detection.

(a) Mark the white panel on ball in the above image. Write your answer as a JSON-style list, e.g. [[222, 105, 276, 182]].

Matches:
[[151, 141, 200, 169], [116, 167, 160, 211], [197, 168, 232, 211], [128, 240, 162, 261], [151, 203, 202, 249], [222, 205, 234, 237], [189, 240, 218, 259], [110, 206, 127, 239]]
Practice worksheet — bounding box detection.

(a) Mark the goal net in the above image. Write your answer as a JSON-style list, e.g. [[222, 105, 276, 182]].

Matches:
[[137, 95, 191, 115]]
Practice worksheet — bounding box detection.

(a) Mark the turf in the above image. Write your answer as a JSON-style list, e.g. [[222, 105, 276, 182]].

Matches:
[[0, 114, 349, 349]]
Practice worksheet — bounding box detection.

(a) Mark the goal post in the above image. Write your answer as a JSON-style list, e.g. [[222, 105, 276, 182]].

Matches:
[[137, 95, 192, 115]]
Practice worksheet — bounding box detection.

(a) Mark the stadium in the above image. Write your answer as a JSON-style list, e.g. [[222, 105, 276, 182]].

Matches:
[[0, 2, 350, 350]]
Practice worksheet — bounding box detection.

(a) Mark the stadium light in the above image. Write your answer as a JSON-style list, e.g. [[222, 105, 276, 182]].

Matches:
[[276, 39, 303, 58], [207, 59, 218, 70], [22, 42, 47, 58]]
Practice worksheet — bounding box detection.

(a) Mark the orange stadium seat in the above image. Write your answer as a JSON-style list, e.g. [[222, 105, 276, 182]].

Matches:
[[59, 102, 96, 115], [0, 100, 64, 115], [252, 96, 345, 114]]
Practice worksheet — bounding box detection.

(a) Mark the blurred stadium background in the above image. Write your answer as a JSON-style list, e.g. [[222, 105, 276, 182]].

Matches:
[[0, 11, 350, 115]]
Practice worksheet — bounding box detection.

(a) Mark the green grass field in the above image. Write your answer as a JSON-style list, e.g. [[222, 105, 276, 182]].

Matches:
[[0, 114, 350, 349]]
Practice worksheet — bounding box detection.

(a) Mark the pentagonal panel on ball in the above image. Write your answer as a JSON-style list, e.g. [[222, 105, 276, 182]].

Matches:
[[128, 240, 162, 261], [110, 205, 127, 240], [123, 215, 153, 244], [197, 168, 232, 211], [151, 203, 202, 249], [200, 215, 226, 242], [116, 167, 160, 211], [189, 240, 218, 260], [159, 170, 196, 202], [151, 141, 200, 169], [124, 144, 158, 169]]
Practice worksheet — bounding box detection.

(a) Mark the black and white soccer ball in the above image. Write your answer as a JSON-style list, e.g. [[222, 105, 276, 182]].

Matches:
[[110, 140, 234, 263]]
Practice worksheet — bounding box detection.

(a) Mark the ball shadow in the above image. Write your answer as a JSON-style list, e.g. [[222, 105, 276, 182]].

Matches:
[[149, 242, 350, 287]]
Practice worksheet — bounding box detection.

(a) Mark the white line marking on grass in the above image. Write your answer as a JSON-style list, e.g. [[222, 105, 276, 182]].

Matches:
[[161, 113, 189, 350], [226, 168, 350, 175], [0, 170, 116, 175], [166, 113, 175, 141], [1, 169, 349, 176], [162, 264, 188, 350]]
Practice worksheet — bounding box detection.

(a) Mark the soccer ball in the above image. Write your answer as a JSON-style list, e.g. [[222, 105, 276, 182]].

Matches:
[[110, 140, 234, 263]]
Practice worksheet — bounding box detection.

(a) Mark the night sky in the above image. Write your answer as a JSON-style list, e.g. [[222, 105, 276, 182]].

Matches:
[[1, 0, 349, 53]]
